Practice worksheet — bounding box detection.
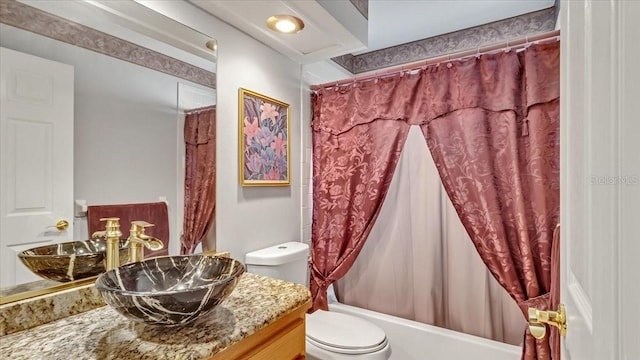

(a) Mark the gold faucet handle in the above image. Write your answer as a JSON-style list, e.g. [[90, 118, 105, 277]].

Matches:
[[99, 217, 121, 231], [131, 220, 154, 228], [130, 221, 155, 234], [93, 217, 122, 239]]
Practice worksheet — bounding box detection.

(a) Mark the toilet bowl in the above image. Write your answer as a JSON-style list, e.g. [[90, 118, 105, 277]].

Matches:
[[306, 310, 391, 360], [244, 242, 391, 359]]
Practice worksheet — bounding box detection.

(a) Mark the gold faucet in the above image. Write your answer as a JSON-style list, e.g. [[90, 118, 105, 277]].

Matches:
[[127, 221, 164, 263], [91, 217, 122, 271]]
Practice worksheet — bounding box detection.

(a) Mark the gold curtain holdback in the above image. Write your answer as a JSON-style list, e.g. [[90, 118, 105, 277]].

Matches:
[[528, 304, 567, 340]]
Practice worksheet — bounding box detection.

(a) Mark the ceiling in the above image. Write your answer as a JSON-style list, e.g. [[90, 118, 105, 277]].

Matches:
[[190, 0, 368, 63], [188, 0, 555, 64], [360, 0, 555, 54]]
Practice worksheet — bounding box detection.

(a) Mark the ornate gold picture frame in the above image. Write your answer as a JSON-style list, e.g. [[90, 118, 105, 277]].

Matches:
[[238, 88, 290, 186]]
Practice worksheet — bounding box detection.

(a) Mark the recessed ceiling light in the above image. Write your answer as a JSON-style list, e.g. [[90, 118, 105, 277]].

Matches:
[[266, 15, 305, 34]]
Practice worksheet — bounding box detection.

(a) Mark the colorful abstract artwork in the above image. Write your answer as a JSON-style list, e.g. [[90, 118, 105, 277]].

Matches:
[[239, 88, 290, 186]]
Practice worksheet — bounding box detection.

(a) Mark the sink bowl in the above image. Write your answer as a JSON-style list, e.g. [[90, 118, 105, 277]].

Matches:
[[18, 239, 130, 282], [95, 255, 245, 326]]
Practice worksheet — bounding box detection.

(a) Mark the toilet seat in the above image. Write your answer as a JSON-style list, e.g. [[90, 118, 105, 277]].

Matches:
[[306, 310, 388, 355]]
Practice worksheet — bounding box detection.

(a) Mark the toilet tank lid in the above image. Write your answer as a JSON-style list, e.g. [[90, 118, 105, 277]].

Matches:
[[245, 242, 309, 266]]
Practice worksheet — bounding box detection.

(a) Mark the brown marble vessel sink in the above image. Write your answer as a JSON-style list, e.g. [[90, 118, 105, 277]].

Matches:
[[18, 239, 130, 282], [95, 255, 245, 326]]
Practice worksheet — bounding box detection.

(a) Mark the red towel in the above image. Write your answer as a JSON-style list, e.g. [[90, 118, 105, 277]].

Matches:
[[87, 202, 169, 258]]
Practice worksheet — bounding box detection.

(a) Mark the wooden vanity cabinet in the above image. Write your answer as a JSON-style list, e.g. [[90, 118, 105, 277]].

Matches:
[[210, 299, 311, 360]]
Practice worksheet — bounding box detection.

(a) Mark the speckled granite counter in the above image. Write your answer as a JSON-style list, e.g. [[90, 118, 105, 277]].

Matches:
[[0, 273, 311, 359], [1, 281, 106, 336]]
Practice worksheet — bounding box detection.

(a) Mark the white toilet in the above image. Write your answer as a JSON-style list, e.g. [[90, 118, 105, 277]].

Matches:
[[245, 242, 391, 360]]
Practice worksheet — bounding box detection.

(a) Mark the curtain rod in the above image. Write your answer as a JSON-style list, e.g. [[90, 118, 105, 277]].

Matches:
[[311, 29, 560, 91], [184, 105, 216, 114]]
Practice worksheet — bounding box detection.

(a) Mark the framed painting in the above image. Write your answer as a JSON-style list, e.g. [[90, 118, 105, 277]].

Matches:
[[238, 88, 290, 186]]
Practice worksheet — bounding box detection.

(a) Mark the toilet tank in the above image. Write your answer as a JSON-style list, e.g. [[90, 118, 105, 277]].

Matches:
[[245, 242, 309, 286]]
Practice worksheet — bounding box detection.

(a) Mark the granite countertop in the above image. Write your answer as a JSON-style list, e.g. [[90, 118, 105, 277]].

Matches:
[[0, 279, 59, 298], [0, 273, 310, 360]]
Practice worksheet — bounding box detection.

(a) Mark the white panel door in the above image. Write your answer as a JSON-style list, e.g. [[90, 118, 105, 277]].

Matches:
[[561, 1, 639, 359], [0, 47, 74, 288]]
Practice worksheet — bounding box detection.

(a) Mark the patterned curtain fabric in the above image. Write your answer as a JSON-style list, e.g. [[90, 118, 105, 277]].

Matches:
[[310, 119, 409, 311], [421, 44, 560, 359], [181, 106, 216, 255], [310, 42, 560, 359]]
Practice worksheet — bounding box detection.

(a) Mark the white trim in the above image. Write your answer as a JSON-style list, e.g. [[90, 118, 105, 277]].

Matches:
[[567, 271, 593, 333]]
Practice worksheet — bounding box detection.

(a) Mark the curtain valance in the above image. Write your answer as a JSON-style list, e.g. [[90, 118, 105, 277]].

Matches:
[[311, 42, 559, 136]]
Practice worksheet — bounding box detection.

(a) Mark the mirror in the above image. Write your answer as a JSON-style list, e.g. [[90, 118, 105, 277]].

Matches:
[[0, 0, 216, 304]]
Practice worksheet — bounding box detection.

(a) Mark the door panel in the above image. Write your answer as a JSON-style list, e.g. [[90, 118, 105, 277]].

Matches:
[[0, 47, 74, 288], [619, 3, 640, 358], [8, 119, 51, 211], [560, 1, 594, 358], [561, 0, 639, 359]]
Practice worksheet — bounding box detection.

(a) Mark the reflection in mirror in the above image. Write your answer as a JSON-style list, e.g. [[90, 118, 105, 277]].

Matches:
[[0, 0, 216, 304]]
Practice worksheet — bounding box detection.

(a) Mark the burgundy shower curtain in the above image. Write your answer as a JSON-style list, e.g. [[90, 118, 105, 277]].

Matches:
[[310, 119, 409, 311], [310, 42, 560, 359], [181, 106, 216, 255]]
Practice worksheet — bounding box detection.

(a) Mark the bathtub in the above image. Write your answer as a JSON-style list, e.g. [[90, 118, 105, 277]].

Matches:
[[328, 302, 521, 360]]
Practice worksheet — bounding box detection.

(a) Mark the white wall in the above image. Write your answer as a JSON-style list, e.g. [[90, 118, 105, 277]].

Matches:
[[215, 36, 301, 260], [145, 1, 304, 259]]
